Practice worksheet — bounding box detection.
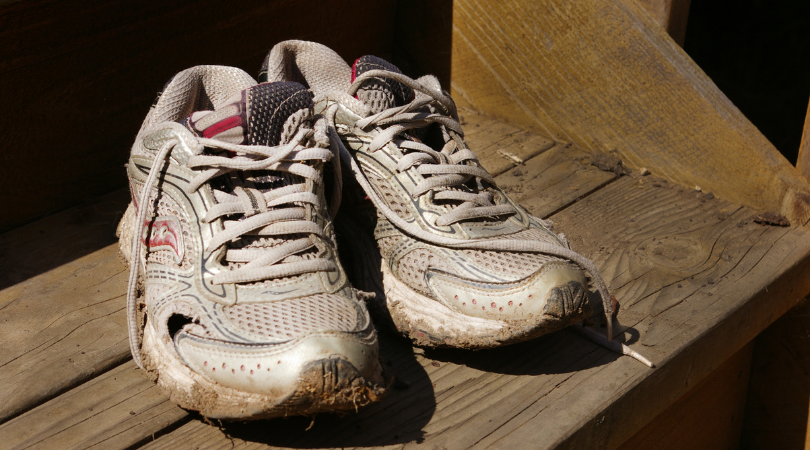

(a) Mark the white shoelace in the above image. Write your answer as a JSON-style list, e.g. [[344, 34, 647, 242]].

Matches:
[[126, 122, 336, 368], [326, 70, 618, 344]]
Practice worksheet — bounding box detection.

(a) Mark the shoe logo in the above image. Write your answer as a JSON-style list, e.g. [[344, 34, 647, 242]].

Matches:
[[142, 216, 185, 264]]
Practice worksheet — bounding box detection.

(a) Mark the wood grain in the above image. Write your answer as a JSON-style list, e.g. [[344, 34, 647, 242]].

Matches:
[[618, 342, 752, 450], [494, 144, 617, 218], [0, 243, 129, 423], [0, 189, 130, 424], [635, 0, 691, 46], [460, 107, 556, 177], [0, 362, 187, 450], [479, 178, 810, 449], [0, 0, 397, 233], [740, 297, 810, 450], [140, 177, 810, 449], [449, 0, 810, 224]]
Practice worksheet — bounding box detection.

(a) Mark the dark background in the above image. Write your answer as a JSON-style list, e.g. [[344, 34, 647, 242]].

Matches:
[[684, 0, 810, 164]]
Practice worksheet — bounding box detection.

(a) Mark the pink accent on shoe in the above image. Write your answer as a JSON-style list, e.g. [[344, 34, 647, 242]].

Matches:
[[141, 216, 184, 263], [203, 115, 243, 139]]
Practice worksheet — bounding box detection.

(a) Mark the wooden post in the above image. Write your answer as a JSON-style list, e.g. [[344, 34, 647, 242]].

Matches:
[[796, 99, 810, 181], [636, 0, 691, 46], [449, 0, 810, 224]]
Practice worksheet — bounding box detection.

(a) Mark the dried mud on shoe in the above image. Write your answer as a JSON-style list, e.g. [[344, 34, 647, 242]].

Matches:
[[261, 40, 653, 367], [119, 65, 386, 420]]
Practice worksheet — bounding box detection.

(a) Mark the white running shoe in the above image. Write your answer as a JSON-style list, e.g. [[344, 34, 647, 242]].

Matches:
[[118, 66, 386, 419], [258, 41, 616, 349]]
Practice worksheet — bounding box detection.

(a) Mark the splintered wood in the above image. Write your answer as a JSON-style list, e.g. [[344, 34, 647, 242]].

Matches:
[[2, 111, 810, 450]]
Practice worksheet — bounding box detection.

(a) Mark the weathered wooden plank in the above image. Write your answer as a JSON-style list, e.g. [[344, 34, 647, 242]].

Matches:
[[494, 144, 617, 218], [635, 0, 691, 46], [0, 188, 128, 291], [0, 185, 129, 424], [617, 342, 751, 450], [0, 243, 129, 423], [140, 174, 810, 449], [0, 362, 187, 450], [740, 297, 810, 450], [450, 0, 810, 223], [475, 178, 810, 449], [460, 108, 556, 177]]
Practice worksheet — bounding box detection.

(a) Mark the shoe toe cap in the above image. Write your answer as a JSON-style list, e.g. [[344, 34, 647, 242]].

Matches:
[[173, 331, 381, 396], [427, 262, 590, 321]]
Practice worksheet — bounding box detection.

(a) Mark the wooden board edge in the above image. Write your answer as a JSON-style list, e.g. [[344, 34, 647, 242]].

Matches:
[[557, 248, 810, 449]]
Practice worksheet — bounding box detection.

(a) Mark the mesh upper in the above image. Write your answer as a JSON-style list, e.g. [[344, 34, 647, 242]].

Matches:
[[222, 294, 359, 339], [381, 223, 569, 292], [182, 81, 324, 285], [246, 82, 314, 146], [459, 249, 556, 279], [352, 55, 414, 114], [366, 171, 414, 220], [131, 64, 373, 353]]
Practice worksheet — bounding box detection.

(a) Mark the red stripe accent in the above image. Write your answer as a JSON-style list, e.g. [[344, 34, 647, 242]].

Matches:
[[203, 116, 242, 139], [351, 58, 360, 100]]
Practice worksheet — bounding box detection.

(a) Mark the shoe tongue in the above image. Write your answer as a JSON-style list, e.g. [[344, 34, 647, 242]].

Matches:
[[352, 56, 414, 114], [183, 82, 320, 272], [185, 81, 313, 146]]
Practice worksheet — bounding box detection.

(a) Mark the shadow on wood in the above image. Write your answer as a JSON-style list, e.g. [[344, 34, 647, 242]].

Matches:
[[423, 328, 622, 376], [0, 189, 128, 291], [741, 296, 810, 450], [0, 0, 399, 233], [618, 342, 752, 450]]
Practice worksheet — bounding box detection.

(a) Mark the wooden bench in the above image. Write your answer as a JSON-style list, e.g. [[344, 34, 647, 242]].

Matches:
[[3, 0, 810, 449], [3, 109, 810, 449]]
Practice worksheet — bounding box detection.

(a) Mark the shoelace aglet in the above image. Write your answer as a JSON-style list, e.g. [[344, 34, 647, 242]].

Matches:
[[573, 323, 655, 368]]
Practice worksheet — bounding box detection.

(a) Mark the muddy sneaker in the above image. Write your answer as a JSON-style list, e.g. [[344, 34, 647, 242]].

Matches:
[[117, 65, 386, 420], [258, 41, 617, 349]]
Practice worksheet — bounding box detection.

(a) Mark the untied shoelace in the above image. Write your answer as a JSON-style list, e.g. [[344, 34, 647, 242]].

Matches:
[[323, 69, 654, 367]]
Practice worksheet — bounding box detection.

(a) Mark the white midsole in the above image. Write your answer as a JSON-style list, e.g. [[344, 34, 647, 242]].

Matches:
[[141, 317, 293, 419], [381, 263, 507, 341]]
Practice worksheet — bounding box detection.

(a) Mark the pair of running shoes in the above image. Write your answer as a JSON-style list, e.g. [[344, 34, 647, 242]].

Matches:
[[119, 40, 647, 421]]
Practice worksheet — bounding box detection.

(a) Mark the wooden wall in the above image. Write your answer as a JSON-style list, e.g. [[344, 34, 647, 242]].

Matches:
[[618, 343, 753, 450], [741, 297, 810, 449], [0, 0, 397, 233]]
